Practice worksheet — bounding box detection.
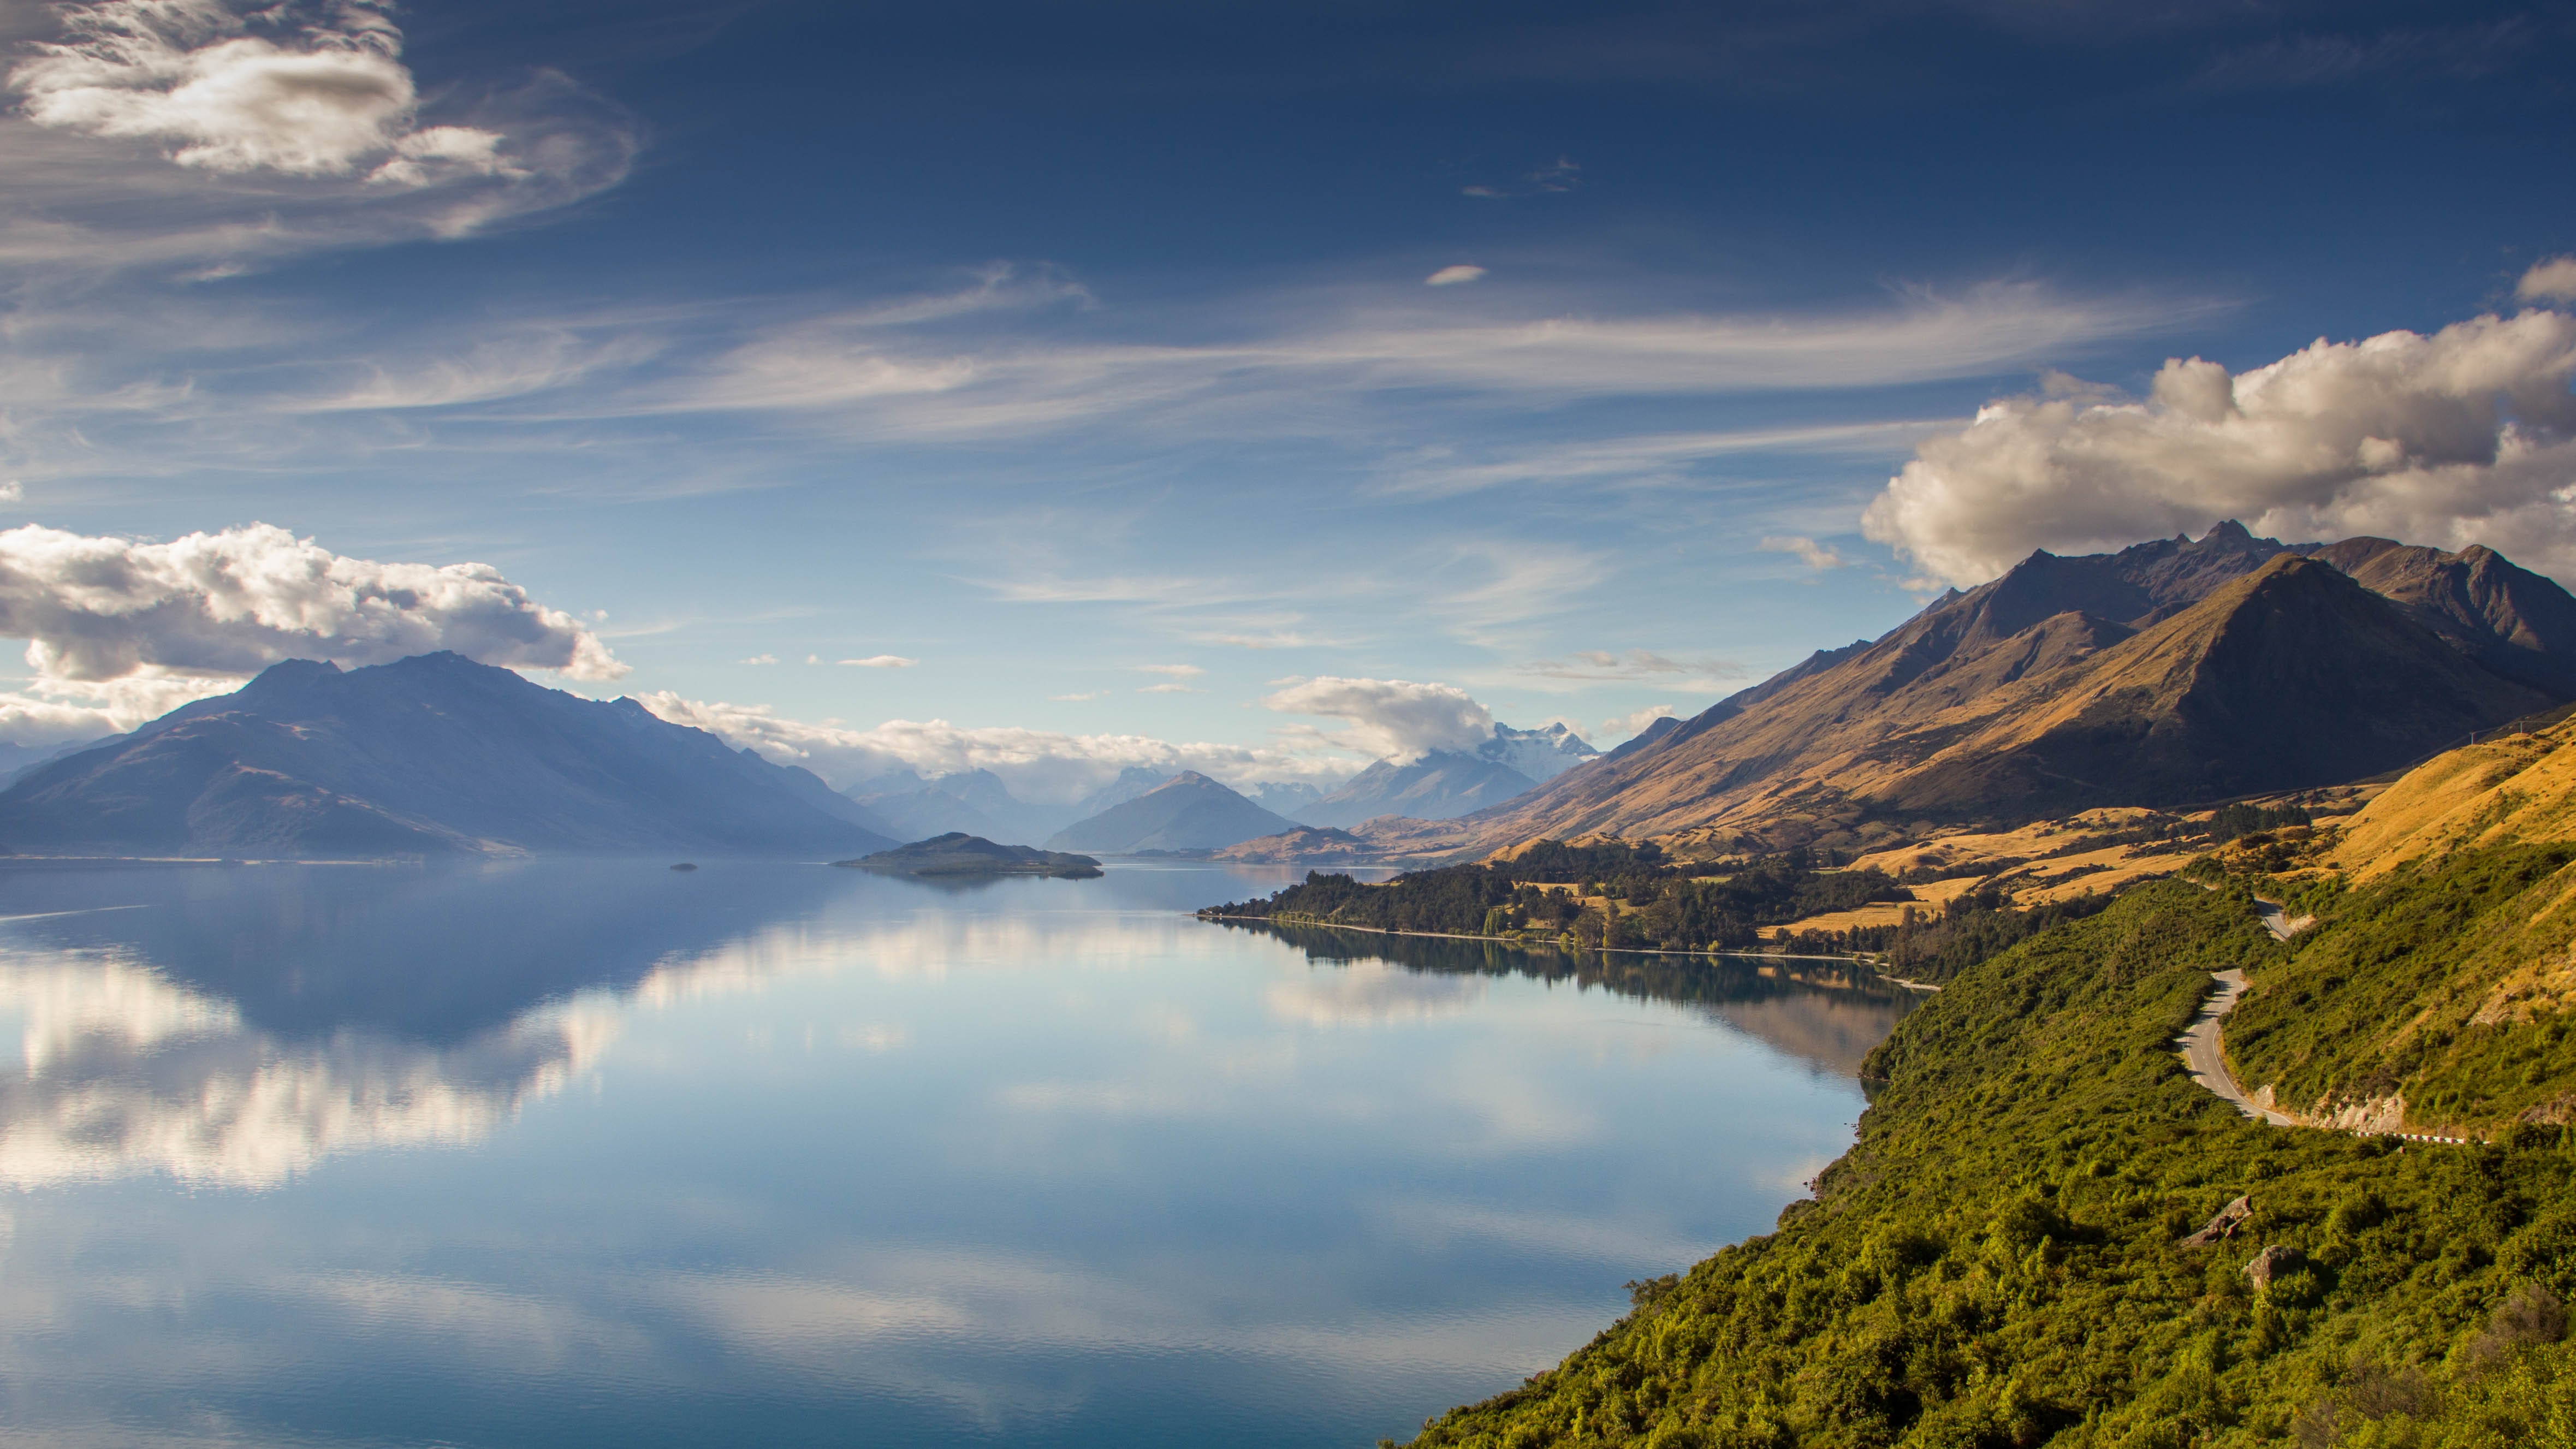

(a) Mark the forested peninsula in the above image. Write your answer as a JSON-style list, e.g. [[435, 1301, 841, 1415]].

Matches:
[[1366, 727, 2576, 1447]]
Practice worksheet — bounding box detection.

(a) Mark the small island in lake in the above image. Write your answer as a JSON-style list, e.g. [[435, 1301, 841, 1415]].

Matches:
[[835, 833, 1104, 878]]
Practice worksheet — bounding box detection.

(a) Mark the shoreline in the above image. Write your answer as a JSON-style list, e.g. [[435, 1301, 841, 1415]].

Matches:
[[1196, 912, 1940, 987]]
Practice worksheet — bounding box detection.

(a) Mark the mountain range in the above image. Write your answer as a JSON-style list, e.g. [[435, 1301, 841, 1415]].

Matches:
[[1338, 525, 2576, 859], [1292, 751, 1540, 829], [0, 654, 898, 858], [1043, 771, 1299, 853], [1287, 724, 1602, 830]]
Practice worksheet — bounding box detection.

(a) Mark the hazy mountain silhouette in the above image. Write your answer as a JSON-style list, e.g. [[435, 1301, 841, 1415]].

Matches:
[[0, 654, 897, 858], [1295, 751, 1540, 829], [1045, 771, 1296, 852]]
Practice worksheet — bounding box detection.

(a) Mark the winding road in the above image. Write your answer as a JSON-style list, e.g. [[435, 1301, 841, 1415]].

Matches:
[[2174, 967, 2301, 1126], [2173, 897, 2469, 1142], [2170, 896, 2311, 1127]]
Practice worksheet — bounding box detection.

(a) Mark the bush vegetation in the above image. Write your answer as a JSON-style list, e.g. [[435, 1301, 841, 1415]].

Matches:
[[1399, 879, 2576, 1448], [2225, 843, 2576, 1133], [1200, 842, 1909, 954]]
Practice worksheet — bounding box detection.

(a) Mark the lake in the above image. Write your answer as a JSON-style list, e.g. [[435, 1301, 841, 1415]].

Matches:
[[0, 857, 1913, 1447]]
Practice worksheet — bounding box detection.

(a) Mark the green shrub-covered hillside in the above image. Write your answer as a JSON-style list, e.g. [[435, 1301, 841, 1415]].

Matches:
[[2224, 844, 2576, 1136], [1403, 880, 2576, 1448]]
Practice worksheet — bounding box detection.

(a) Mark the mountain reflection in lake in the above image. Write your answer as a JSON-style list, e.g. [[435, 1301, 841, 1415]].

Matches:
[[0, 859, 1909, 1448]]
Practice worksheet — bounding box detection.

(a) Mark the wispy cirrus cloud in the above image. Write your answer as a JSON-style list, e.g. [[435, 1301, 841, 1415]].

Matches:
[[1513, 650, 1744, 688], [1435, 540, 1606, 646], [657, 281, 2199, 439], [1759, 535, 1851, 571], [0, 261, 2209, 508], [1462, 157, 1579, 199], [1381, 419, 1950, 498]]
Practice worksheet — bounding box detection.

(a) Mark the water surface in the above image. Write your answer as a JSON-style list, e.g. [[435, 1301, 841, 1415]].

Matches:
[[0, 858, 1910, 1447]]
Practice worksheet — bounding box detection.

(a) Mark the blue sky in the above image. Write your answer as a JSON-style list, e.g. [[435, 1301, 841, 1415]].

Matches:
[[2, 0, 2572, 795]]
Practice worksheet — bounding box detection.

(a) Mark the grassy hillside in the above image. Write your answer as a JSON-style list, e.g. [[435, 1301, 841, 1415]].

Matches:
[[1402, 880, 2576, 1448], [2206, 716, 2576, 1138], [2223, 844, 2576, 1136]]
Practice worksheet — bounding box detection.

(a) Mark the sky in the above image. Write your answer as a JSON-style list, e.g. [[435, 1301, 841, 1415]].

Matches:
[[0, 0, 2572, 799]]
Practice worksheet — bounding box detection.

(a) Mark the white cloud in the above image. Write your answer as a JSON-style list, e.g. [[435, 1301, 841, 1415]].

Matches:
[[1462, 157, 1580, 199], [1600, 704, 1678, 742], [1131, 663, 1204, 677], [1381, 419, 1945, 497], [740, 654, 777, 665], [1136, 682, 1201, 694], [1189, 629, 1339, 650], [1862, 310, 2576, 586], [1759, 535, 1850, 571], [1425, 265, 1486, 287], [667, 281, 2198, 436], [1048, 691, 1107, 702], [1260, 676, 1493, 763], [0, 522, 622, 745], [838, 655, 917, 668], [1515, 650, 1742, 687], [633, 694, 1356, 800], [1438, 540, 1606, 645], [0, 4, 635, 276], [2520, 257, 2576, 304], [0, 670, 234, 747], [9, 0, 526, 188]]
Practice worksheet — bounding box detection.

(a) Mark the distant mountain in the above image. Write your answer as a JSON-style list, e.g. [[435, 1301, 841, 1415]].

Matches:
[[1293, 750, 1539, 829], [1243, 780, 1326, 814], [1479, 722, 1599, 781], [844, 767, 1073, 846], [1044, 771, 1296, 852], [1069, 766, 1175, 818], [1363, 525, 2576, 857], [836, 833, 1101, 877], [0, 653, 898, 858]]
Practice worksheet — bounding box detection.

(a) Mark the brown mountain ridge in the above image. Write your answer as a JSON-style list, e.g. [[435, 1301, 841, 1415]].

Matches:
[[1355, 525, 2576, 859]]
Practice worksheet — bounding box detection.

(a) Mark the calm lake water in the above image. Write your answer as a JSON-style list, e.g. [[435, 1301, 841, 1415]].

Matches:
[[0, 858, 1912, 1448]]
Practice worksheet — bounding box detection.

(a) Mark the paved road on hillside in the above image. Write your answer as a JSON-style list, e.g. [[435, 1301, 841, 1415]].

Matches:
[[2175, 900, 2473, 1141], [2253, 898, 2313, 941], [2176, 968, 2301, 1126]]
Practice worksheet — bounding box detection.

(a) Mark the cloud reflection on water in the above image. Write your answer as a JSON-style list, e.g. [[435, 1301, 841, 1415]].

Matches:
[[0, 860, 1903, 1448]]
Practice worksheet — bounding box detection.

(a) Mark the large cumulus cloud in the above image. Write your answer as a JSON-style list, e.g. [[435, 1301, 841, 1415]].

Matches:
[[0, 0, 636, 269], [12, 0, 506, 182], [1259, 676, 1494, 763], [1862, 310, 2576, 586], [0, 523, 621, 744]]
